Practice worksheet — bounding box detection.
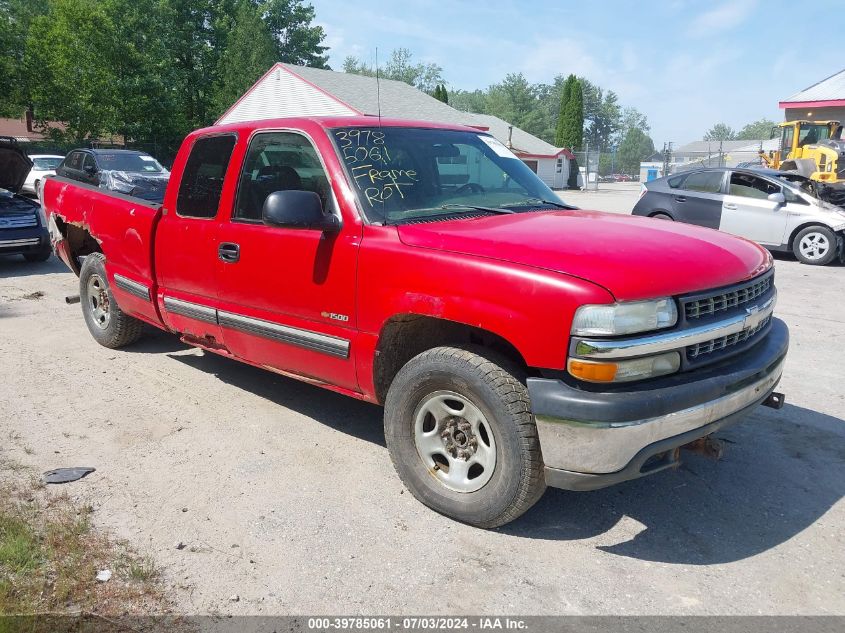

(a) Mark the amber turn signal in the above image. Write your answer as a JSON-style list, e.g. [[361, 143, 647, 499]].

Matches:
[[568, 359, 618, 382]]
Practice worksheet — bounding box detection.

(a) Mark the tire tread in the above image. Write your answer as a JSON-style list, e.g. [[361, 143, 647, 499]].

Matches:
[[385, 345, 545, 528]]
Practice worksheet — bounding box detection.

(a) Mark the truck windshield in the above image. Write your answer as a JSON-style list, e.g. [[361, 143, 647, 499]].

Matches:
[[331, 126, 567, 224], [797, 123, 831, 146]]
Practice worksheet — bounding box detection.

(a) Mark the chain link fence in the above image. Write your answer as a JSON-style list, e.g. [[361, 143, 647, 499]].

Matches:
[[571, 149, 640, 190]]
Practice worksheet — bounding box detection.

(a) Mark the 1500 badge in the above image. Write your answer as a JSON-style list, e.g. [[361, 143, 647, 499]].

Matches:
[[321, 311, 349, 322]]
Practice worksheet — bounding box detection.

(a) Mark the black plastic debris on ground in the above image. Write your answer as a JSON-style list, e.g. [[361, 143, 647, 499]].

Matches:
[[42, 467, 96, 484]]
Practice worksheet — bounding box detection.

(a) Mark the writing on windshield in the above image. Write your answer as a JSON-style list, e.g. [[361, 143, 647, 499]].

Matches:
[[334, 129, 419, 208], [331, 126, 560, 224]]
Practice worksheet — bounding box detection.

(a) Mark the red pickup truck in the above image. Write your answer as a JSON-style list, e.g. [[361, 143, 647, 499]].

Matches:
[[43, 117, 788, 528]]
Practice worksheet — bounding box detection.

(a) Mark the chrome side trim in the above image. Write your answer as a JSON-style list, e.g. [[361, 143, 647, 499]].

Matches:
[[574, 292, 776, 360], [0, 238, 41, 247], [113, 274, 151, 302], [218, 310, 350, 359], [163, 296, 218, 325], [536, 357, 785, 473]]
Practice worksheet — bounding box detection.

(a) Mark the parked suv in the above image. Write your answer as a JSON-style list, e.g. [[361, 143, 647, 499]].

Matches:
[[0, 137, 51, 262], [56, 149, 170, 202], [633, 167, 845, 265]]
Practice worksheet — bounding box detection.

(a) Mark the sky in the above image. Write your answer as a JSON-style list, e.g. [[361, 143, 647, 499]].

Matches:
[[309, 0, 845, 147]]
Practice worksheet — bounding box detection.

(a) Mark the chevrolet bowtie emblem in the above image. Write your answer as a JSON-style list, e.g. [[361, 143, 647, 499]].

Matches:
[[743, 304, 765, 329]]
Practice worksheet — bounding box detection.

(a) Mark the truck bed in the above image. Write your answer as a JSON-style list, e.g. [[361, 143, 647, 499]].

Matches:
[[42, 175, 165, 327]]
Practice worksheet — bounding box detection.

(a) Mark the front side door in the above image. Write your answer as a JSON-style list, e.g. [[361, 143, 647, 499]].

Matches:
[[671, 170, 725, 229], [154, 134, 237, 346], [720, 172, 788, 245], [215, 130, 360, 391]]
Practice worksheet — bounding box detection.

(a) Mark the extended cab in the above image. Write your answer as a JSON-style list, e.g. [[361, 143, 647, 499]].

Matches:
[[42, 117, 788, 528]]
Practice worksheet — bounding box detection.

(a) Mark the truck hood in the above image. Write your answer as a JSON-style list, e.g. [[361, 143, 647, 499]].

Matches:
[[0, 141, 33, 193], [396, 210, 771, 301]]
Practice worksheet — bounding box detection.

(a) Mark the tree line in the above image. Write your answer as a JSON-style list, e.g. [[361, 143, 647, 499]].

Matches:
[[0, 0, 328, 150], [342, 50, 658, 174], [703, 119, 778, 141], [4, 3, 659, 174]]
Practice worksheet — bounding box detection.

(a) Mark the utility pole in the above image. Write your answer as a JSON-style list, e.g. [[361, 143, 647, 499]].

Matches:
[[662, 141, 673, 176]]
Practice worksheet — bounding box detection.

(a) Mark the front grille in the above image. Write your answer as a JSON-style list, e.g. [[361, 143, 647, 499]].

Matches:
[[0, 213, 38, 229], [684, 273, 772, 320], [687, 315, 771, 360]]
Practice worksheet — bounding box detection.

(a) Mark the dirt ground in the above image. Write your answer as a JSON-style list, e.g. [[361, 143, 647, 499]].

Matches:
[[1, 241, 843, 615]]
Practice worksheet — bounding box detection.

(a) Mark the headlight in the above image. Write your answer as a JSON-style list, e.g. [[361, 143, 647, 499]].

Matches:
[[568, 352, 681, 383], [571, 298, 677, 336]]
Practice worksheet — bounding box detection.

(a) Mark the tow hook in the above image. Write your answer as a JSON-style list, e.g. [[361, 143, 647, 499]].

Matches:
[[762, 391, 785, 410], [65, 294, 80, 305], [682, 435, 724, 460]]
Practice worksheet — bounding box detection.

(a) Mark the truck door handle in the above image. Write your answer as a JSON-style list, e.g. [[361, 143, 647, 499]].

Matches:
[[673, 196, 686, 202], [218, 242, 240, 263], [724, 203, 737, 210]]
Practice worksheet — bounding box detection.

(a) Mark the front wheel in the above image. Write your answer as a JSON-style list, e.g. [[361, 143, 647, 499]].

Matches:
[[79, 252, 144, 348], [793, 225, 838, 265], [384, 346, 545, 528]]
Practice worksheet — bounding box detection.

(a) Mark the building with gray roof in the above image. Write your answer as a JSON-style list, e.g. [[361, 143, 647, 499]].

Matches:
[[217, 63, 574, 188]]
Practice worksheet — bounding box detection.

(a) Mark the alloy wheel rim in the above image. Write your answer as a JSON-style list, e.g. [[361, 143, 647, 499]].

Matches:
[[799, 233, 829, 260], [413, 390, 497, 493], [86, 274, 110, 329]]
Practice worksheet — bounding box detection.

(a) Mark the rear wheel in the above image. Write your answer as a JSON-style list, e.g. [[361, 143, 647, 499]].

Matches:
[[79, 252, 144, 348], [384, 346, 545, 528], [651, 212, 673, 220], [793, 225, 838, 265]]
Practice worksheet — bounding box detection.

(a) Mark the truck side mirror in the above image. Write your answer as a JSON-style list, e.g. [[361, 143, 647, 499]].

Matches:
[[768, 192, 785, 205], [262, 190, 340, 232]]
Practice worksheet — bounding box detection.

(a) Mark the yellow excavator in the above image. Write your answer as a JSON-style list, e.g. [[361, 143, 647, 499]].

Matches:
[[759, 120, 845, 183]]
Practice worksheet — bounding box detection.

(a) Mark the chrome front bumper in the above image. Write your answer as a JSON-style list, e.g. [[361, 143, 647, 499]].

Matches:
[[529, 318, 788, 490]]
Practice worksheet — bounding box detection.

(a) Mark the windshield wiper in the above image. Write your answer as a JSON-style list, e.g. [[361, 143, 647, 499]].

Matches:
[[509, 197, 578, 210], [439, 204, 515, 214], [380, 204, 515, 226]]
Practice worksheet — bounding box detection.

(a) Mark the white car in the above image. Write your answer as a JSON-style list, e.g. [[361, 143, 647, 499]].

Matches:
[[633, 167, 845, 265], [22, 154, 64, 197]]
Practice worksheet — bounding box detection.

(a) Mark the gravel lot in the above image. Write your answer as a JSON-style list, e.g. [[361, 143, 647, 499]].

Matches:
[[556, 181, 643, 214], [1, 206, 843, 615]]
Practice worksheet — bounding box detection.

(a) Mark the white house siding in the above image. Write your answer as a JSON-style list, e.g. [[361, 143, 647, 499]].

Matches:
[[533, 157, 568, 189], [218, 67, 356, 124]]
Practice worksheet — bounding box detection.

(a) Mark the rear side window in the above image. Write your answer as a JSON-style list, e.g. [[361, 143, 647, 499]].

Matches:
[[176, 135, 237, 218], [682, 171, 723, 193], [667, 175, 685, 188]]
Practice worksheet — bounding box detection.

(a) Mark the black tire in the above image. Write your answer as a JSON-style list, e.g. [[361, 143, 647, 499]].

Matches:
[[384, 346, 545, 528], [650, 212, 673, 220], [792, 225, 838, 265], [79, 252, 144, 348], [23, 247, 51, 262]]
